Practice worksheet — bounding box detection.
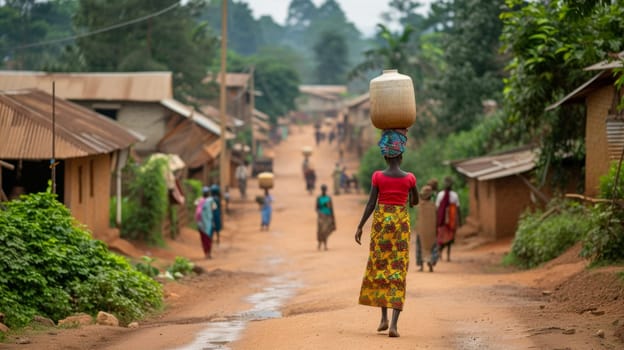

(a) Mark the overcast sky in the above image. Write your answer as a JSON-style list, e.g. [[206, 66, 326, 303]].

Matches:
[[244, 0, 433, 36]]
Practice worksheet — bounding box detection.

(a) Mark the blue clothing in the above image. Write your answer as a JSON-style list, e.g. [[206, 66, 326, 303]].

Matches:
[[261, 194, 273, 226], [317, 195, 332, 215], [378, 129, 407, 158], [197, 197, 215, 237], [212, 197, 222, 234]]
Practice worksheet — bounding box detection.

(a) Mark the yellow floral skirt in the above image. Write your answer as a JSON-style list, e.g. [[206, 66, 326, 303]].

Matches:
[[358, 204, 410, 310]]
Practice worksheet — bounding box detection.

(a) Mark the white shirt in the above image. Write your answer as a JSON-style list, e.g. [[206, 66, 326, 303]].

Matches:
[[235, 165, 247, 180], [435, 190, 460, 207]]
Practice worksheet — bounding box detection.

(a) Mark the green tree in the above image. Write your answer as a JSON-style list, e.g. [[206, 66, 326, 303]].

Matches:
[[257, 15, 286, 48], [500, 0, 624, 187], [349, 24, 414, 78], [201, 0, 261, 56], [313, 31, 348, 84], [0, 0, 76, 69], [253, 48, 301, 121], [429, 0, 506, 134], [74, 0, 218, 102]]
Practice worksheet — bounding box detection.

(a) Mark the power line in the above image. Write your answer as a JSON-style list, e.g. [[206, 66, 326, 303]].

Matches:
[[5, 1, 181, 52]]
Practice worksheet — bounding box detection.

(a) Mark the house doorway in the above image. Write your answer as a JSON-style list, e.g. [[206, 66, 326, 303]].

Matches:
[[1, 160, 65, 203]]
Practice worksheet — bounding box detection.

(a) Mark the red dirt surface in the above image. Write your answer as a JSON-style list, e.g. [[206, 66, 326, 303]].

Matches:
[[2, 125, 623, 350]]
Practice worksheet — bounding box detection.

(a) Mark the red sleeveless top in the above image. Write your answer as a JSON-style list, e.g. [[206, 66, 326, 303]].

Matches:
[[371, 171, 416, 205]]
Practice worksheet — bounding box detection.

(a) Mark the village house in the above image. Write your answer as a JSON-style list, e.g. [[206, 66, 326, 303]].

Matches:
[[453, 146, 582, 240], [297, 85, 347, 120], [546, 52, 624, 197], [452, 148, 539, 240], [342, 92, 374, 156], [0, 71, 231, 184], [0, 89, 141, 241]]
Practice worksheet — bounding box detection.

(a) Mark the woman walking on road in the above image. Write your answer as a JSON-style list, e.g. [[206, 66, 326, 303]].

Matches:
[[195, 186, 216, 259], [416, 185, 438, 272], [260, 188, 273, 231], [355, 129, 419, 338], [435, 176, 461, 262], [316, 184, 336, 251]]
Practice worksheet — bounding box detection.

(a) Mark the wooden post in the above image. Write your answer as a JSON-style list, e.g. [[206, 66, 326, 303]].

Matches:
[[51, 81, 57, 194], [219, 0, 228, 189], [250, 65, 256, 161]]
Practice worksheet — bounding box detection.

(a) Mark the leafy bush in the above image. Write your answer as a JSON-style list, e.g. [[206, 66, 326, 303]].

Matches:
[[0, 191, 163, 328], [507, 200, 592, 268], [121, 155, 169, 245], [167, 256, 194, 279], [184, 179, 203, 228], [134, 256, 160, 278], [581, 162, 624, 264], [598, 161, 624, 199]]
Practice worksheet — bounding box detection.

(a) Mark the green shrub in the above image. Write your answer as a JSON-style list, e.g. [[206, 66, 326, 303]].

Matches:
[[167, 256, 194, 279], [581, 162, 624, 264], [0, 191, 163, 328], [598, 161, 624, 199], [508, 200, 592, 268], [183, 179, 203, 228], [134, 256, 160, 278], [121, 156, 169, 245]]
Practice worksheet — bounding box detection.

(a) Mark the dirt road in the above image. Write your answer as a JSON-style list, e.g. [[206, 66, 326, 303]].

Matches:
[[5, 125, 623, 350]]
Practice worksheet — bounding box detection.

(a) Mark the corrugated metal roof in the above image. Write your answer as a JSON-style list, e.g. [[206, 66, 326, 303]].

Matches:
[[606, 119, 624, 160], [0, 89, 141, 159], [253, 108, 270, 121], [300, 85, 347, 96], [345, 92, 370, 108], [202, 72, 250, 88], [253, 116, 270, 131], [158, 118, 222, 168], [161, 99, 222, 136], [545, 70, 613, 111], [453, 148, 537, 181], [0, 71, 173, 102], [200, 104, 243, 129], [584, 51, 624, 71]]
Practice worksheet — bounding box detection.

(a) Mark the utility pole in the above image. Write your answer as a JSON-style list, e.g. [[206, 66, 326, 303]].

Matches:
[[51, 81, 57, 194], [249, 65, 256, 161], [219, 0, 228, 189]]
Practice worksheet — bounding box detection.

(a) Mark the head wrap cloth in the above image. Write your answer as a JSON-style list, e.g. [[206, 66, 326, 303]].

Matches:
[[378, 129, 407, 158]]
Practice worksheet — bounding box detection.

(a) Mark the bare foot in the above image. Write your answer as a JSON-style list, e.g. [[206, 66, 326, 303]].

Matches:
[[388, 328, 400, 337], [377, 320, 389, 332]]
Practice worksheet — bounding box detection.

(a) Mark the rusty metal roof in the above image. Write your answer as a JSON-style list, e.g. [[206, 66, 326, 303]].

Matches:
[[453, 148, 537, 181], [584, 51, 624, 71], [200, 104, 244, 129], [0, 70, 173, 102], [300, 85, 347, 96], [158, 118, 221, 169], [345, 92, 370, 109], [202, 72, 250, 88], [0, 89, 142, 160], [546, 70, 613, 111], [161, 99, 222, 136]]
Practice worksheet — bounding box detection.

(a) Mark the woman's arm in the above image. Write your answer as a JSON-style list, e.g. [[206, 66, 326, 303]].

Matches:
[[409, 185, 419, 207], [355, 186, 378, 245]]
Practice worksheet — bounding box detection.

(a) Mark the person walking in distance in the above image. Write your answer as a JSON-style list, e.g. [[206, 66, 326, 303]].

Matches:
[[260, 188, 273, 231], [355, 129, 419, 338], [195, 186, 216, 259], [316, 184, 336, 251], [235, 160, 248, 199], [210, 184, 222, 245], [415, 185, 438, 272], [435, 176, 461, 262]]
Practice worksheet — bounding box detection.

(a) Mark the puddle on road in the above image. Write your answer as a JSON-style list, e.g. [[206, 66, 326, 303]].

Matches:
[[175, 275, 301, 350]]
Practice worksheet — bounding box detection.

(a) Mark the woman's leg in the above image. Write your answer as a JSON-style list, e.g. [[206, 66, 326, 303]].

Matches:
[[415, 234, 423, 271], [377, 307, 389, 331], [389, 308, 401, 337]]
